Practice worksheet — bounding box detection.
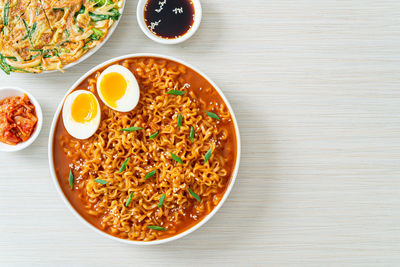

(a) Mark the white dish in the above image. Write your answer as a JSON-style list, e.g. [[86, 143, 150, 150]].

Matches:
[[48, 53, 240, 245], [0, 87, 43, 152], [136, 0, 202, 45]]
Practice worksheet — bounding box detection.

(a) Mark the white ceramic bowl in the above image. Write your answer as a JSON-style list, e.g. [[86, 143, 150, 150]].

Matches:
[[137, 0, 202, 44], [48, 53, 240, 245], [0, 87, 43, 152]]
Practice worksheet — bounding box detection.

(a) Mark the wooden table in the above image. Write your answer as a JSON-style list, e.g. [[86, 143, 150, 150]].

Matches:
[[1, 0, 399, 265]]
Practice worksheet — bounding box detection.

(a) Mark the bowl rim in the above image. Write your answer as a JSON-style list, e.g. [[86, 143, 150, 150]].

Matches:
[[136, 0, 202, 45], [12, 0, 126, 75], [48, 53, 241, 245], [0, 86, 43, 152]]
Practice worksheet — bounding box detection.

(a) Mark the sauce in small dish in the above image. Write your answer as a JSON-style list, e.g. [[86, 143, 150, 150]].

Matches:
[[144, 0, 194, 39], [137, 0, 202, 44]]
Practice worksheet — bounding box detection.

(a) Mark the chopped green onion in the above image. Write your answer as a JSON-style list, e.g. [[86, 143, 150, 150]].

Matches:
[[125, 192, 133, 207], [30, 48, 58, 59], [110, 8, 121, 20], [166, 90, 185, 95], [82, 41, 92, 50], [90, 0, 114, 6], [64, 29, 70, 39], [3, 3, 9, 26], [145, 169, 157, 180], [76, 24, 84, 32], [0, 54, 10, 74], [29, 22, 37, 38], [76, 5, 85, 15], [158, 194, 166, 208], [148, 131, 159, 140], [189, 126, 194, 142], [177, 114, 182, 129], [68, 170, 74, 189], [60, 47, 70, 53], [205, 111, 220, 120], [22, 19, 30, 40], [90, 28, 104, 40], [119, 158, 130, 173], [90, 34, 101, 41], [109, 8, 121, 20], [89, 12, 108, 22], [0, 64, 9, 74], [147, 225, 167, 231], [22, 20, 37, 45], [0, 53, 33, 74], [53, 8, 64, 11], [204, 148, 212, 163], [31, 50, 44, 59], [94, 179, 108, 185], [27, 22, 37, 46], [188, 188, 201, 202], [120, 127, 143, 132], [53, 48, 59, 57], [89, 9, 120, 22], [170, 152, 183, 164], [59, 39, 70, 46], [4, 56, 16, 61]]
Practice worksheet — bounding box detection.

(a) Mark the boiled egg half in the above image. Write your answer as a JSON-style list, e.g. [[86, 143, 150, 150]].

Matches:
[[62, 90, 101, 139], [96, 65, 140, 112]]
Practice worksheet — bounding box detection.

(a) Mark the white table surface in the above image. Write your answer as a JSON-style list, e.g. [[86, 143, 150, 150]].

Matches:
[[1, 0, 400, 266]]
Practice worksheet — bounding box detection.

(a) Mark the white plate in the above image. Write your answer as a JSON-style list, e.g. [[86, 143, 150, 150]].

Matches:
[[48, 53, 241, 245], [0, 87, 43, 152]]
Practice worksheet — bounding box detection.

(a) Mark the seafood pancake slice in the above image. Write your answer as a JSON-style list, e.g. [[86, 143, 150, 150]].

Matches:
[[0, 0, 59, 73], [40, 0, 121, 65], [0, 0, 123, 73]]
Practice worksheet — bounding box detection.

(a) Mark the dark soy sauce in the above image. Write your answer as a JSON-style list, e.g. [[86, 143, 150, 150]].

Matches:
[[144, 0, 195, 39]]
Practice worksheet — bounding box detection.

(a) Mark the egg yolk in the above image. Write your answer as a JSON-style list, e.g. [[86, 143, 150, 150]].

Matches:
[[71, 93, 98, 123], [99, 72, 127, 108]]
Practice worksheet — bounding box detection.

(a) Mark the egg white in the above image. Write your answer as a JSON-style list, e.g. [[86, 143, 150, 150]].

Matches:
[[62, 90, 101, 140], [96, 65, 140, 112]]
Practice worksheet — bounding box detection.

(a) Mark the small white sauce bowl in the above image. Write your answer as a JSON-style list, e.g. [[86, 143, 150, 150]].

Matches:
[[0, 87, 43, 152], [137, 0, 202, 45]]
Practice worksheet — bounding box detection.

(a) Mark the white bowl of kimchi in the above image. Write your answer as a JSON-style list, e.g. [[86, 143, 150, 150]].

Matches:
[[0, 87, 43, 152]]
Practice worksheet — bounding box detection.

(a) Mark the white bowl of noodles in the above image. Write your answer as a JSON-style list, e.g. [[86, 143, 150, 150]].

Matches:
[[48, 53, 241, 245]]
